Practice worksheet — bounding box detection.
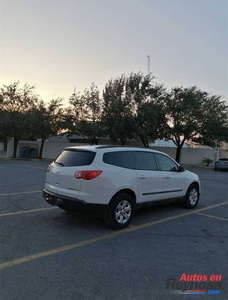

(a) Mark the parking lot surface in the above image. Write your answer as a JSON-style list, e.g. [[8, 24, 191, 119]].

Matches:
[[0, 160, 227, 300]]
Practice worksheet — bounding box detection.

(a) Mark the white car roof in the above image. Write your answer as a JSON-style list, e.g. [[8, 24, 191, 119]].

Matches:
[[64, 145, 165, 155]]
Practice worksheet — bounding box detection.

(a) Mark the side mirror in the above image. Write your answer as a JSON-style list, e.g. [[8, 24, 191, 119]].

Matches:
[[178, 165, 185, 172]]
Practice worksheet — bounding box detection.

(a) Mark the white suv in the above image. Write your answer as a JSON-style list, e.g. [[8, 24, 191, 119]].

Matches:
[[43, 146, 201, 229]]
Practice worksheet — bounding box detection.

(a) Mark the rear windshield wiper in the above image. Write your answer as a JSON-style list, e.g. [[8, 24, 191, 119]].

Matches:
[[54, 162, 64, 166]]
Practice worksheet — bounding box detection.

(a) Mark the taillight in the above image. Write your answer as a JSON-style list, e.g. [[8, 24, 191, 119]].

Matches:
[[46, 165, 50, 172], [74, 170, 102, 180]]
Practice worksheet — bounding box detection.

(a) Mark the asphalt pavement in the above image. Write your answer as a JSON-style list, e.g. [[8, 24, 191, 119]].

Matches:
[[0, 160, 227, 300]]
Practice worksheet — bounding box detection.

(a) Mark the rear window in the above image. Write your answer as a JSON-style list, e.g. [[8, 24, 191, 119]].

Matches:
[[103, 151, 134, 169], [54, 149, 96, 167], [218, 158, 228, 161]]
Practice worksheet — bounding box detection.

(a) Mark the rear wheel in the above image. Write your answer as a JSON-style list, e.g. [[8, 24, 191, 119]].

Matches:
[[106, 192, 135, 229], [214, 167, 217, 171], [183, 184, 199, 209]]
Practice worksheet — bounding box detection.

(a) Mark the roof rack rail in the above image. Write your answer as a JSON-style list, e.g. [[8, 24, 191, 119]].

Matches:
[[95, 145, 147, 149]]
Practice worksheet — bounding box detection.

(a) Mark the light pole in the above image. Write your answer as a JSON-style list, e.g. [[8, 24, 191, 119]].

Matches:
[[147, 55, 150, 75]]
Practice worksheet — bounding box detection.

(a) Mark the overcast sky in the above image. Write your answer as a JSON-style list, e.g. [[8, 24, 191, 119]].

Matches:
[[1, 0, 227, 103]]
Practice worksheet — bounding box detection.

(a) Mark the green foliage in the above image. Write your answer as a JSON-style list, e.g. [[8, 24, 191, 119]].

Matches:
[[0, 82, 65, 158], [0, 82, 39, 157], [165, 86, 211, 162], [67, 83, 103, 144], [193, 95, 228, 149], [102, 75, 135, 145], [30, 98, 64, 158], [202, 157, 214, 166], [1, 76, 227, 160], [102, 72, 167, 146], [125, 73, 167, 147]]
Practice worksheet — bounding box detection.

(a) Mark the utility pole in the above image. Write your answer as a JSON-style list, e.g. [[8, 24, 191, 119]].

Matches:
[[147, 55, 150, 75]]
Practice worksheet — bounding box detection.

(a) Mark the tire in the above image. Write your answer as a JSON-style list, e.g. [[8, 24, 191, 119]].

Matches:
[[183, 184, 199, 209], [106, 192, 135, 229], [214, 168, 217, 171]]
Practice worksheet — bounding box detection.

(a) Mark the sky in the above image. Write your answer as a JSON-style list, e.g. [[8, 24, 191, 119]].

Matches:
[[0, 0, 227, 104]]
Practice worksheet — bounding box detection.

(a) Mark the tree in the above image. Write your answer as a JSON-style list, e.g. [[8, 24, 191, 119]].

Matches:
[[0, 109, 10, 150], [136, 101, 167, 147], [164, 86, 206, 162], [30, 98, 64, 159], [76, 120, 104, 145], [102, 72, 167, 146], [66, 83, 103, 144], [125, 72, 167, 147], [69, 89, 89, 123], [0, 82, 38, 157], [102, 75, 135, 145], [193, 95, 228, 149], [164, 86, 228, 163], [80, 83, 103, 144]]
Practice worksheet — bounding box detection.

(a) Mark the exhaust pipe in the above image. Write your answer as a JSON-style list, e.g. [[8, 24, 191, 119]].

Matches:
[[44, 193, 57, 205]]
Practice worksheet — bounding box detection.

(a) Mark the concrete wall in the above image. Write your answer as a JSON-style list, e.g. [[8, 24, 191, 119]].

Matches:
[[42, 141, 89, 159], [220, 149, 228, 158], [150, 147, 219, 165], [7, 140, 41, 158], [6, 139, 223, 165], [42, 139, 139, 159], [180, 148, 219, 165]]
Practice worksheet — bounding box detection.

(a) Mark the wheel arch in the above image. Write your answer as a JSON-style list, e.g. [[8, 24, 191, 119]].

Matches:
[[109, 189, 137, 205], [190, 181, 200, 193], [106, 188, 136, 229]]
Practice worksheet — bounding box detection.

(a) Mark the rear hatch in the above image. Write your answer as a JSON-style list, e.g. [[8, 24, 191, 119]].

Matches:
[[47, 148, 96, 196], [216, 158, 228, 167]]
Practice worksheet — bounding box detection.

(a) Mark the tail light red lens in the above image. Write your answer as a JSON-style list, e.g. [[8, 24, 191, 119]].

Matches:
[[46, 165, 50, 172], [74, 170, 102, 180]]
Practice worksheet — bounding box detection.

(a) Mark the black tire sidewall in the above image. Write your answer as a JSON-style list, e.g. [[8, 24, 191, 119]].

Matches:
[[184, 184, 199, 209], [106, 193, 135, 229]]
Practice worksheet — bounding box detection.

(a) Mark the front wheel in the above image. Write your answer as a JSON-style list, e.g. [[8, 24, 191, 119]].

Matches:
[[106, 193, 135, 229], [183, 184, 199, 209]]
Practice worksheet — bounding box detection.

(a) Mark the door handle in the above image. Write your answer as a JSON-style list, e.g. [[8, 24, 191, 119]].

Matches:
[[139, 175, 146, 179], [165, 176, 171, 179]]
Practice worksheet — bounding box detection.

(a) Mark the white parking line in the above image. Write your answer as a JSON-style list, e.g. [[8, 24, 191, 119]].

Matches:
[[0, 190, 41, 196], [195, 212, 228, 222], [199, 174, 226, 178], [0, 201, 227, 270], [15, 164, 45, 170], [0, 207, 57, 217]]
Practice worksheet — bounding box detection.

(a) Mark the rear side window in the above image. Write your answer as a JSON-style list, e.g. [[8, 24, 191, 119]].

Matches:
[[54, 150, 96, 167], [219, 158, 228, 161], [135, 151, 158, 170], [103, 151, 134, 169]]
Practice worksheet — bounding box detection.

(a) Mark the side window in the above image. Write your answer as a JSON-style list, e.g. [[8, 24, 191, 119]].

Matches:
[[103, 151, 134, 169], [155, 153, 178, 171], [135, 152, 158, 171]]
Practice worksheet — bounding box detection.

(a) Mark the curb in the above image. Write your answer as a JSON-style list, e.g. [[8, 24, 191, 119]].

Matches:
[[0, 157, 51, 162], [188, 165, 213, 169]]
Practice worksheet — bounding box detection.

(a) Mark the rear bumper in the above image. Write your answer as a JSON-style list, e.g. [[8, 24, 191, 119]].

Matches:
[[214, 164, 228, 170], [43, 189, 107, 217]]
